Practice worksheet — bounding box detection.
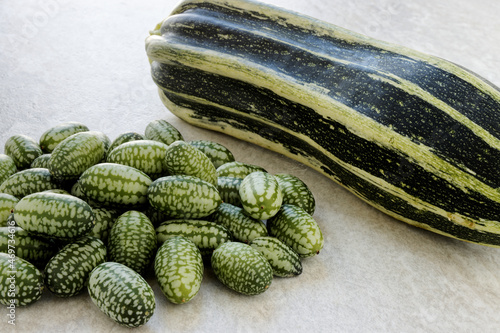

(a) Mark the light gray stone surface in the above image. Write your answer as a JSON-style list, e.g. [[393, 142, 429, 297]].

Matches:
[[1, 0, 500, 332]]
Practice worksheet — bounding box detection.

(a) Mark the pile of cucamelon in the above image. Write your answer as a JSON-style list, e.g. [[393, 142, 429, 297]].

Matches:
[[0, 120, 324, 328]]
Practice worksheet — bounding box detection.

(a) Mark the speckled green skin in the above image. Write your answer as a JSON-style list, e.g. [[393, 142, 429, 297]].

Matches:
[[0, 226, 57, 267], [48, 131, 106, 181], [78, 163, 152, 208], [239, 171, 283, 220], [108, 211, 157, 275], [13, 192, 95, 241], [216, 161, 266, 179], [0, 252, 44, 306], [211, 242, 273, 295], [148, 175, 221, 219], [108, 132, 145, 153], [154, 236, 203, 304], [30, 154, 52, 169], [88, 207, 119, 244], [210, 203, 267, 243], [0, 193, 18, 225], [189, 140, 235, 169], [165, 140, 218, 186], [39, 122, 89, 153], [87, 262, 155, 328], [0, 154, 17, 185], [156, 219, 231, 257], [250, 236, 302, 277], [0, 168, 60, 198], [217, 176, 242, 207], [107, 140, 169, 179], [44, 236, 107, 297], [144, 119, 183, 145], [275, 174, 315, 215], [267, 204, 323, 258], [4, 135, 43, 170]]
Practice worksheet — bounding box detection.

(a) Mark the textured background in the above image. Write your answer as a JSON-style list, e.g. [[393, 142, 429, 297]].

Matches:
[[1, 0, 500, 332]]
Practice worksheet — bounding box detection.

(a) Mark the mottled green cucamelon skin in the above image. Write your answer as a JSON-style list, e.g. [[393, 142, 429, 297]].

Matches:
[[87, 262, 155, 328], [0, 154, 17, 185], [148, 175, 221, 219], [189, 140, 235, 169], [165, 140, 217, 186], [78, 163, 152, 208], [49, 131, 106, 181], [108, 131, 145, 152], [210, 203, 267, 243], [154, 236, 203, 304], [0, 226, 56, 267], [107, 140, 169, 179], [211, 241, 273, 295], [108, 211, 157, 274], [217, 176, 242, 207], [250, 236, 302, 277], [239, 171, 283, 220], [156, 219, 231, 256], [147, 0, 500, 246], [0, 168, 60, 198], [30, 154, 52, 169], [44, 236, 107, 297], [0, 252, 44, 306], [0, 193, 18, 225], [4, 135, 43, 170], [89, 207, 119, 243], [145, 119, 183, 145], [216, 161, 266, 179], [275, 173, 315, 215], [39, 121, 89, 153], [267, 204, 323, 258], [14, 192, 95, 240]]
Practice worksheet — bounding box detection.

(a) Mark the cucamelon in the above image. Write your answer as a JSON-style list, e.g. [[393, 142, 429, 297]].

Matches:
[[145, 119, 183, 145], [30, 154, 52, 169], [211, 241, 273, 295], [0, 168, 60, 198], [267, 204, 324, 258], [216, 161, 266, 179], [108, 131, 145, 153], [39, 121, 89, 153], [249, 236, 302, 277], [217, 176, 242, 207], [78, 163, 152, 208], [0, 193, 19, 225], [89, 207, 119, 243], [88, 262, 155, 328], [4, 135, 43, 170], [148, 175, 221, 219], [189, 139, 235, 169], [275, 173, 315, 215], [0, 154, 17, 185], [154, 236, 203, 304], [0, 252, 44, 306], [108, 210, 157, 274], [44, 236, 107, 297], [13, 192, 95, 241], [239, 171, 283, 220], [146, 0, 500, 246]]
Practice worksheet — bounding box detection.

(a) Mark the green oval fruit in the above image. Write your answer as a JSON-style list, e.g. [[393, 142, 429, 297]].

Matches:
[[4, 135, 43, 170], [267, 204, 324, 258], [211, 242, 273, 295], [154, 236, 203, 304], [217, 176, 242, 207], [144, 119, 183, 145], [88, 207, 119, 243], [88, 262, 155, 328], [188, 140, 235, 169], [0, 154, 17, 185], [108, 211, 157, 275], [39, 121, 89, 153], [275, 173, 315, 215], [148, 175, 221, 219], [0, 253, 44, 306], [165, 140, 217, 186], [13, 192, 95, 240], [49, 131, 106, 181], [107, 140, 169, 179], [108, 131, 145, 152], [0, 168, 60, 198], [216, 161, 266, 179], [78, 163, 152, 208], [0, 193, 19, 225], [210, 203, 267, 243], [239, 171, 283, 220], [44, 236, 107, 297], [30, 154, 52, 169], [249, 236, 302, 277]]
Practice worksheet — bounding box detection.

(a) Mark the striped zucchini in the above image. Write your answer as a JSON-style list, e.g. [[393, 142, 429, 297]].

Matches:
[[154, 236, 203, 304], [0, 168, 60, 198], [216, 161, 266, 179], [249, 236, 302, 277], [189, 139, 235, 169], [88, 262, 155, 328], [0, 154, 17, 185], [13, 192, 95, 240], [146, 0, 500, 246], [44, 236, 107, 297], [39, 121, 89, 153], [145, 119, 183, 145], [108, 210, 157, 275], [211, 241, 272, 295], [4, 135, 43, 170], [239, 171, 283, 220]]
